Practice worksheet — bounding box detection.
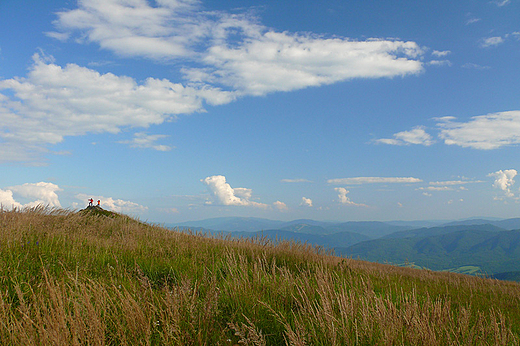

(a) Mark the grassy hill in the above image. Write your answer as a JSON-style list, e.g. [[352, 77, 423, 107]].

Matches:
[[1, 207, 520, 345]]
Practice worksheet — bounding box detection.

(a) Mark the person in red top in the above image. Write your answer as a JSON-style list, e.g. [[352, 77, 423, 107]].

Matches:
[[97, 200, 100, 206], [89, 198, 93, 206]]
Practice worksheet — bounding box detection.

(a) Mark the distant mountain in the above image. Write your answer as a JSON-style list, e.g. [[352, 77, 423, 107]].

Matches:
[[383, 224, 506, 239], [323, 221, 411, 239], [230, 229, 371, 250], [172, 217, 412, 238], [338, 228, 520, 275], [441, 217, 520, 230], [175, 217, 285, 232]]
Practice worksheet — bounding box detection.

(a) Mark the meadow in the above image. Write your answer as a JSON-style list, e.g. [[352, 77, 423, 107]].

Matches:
[[0, 206, 519, 345]]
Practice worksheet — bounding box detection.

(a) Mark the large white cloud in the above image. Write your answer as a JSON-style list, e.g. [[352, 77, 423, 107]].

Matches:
[[201, 175, 269, 208], [0, 54, 233, 162], [51, 0, 425, 97], [196, 32, 424, 96], [0, 182, 62, 209]]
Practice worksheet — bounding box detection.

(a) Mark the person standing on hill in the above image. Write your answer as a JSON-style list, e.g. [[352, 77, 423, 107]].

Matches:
[[88, 198, 93, 207], [97, 200, 100, 206]]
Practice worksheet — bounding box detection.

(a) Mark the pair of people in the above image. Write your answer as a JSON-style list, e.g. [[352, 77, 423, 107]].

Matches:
[[88, 198, 100, 207]]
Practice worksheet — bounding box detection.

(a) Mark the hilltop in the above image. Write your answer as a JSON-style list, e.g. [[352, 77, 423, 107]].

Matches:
[[1, 207, 519, 345]]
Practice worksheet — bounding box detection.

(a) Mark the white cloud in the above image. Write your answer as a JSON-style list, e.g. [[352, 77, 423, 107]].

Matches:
[[119, 132, 173, 151], [201, 175, 268, 208], [481, 36, 504, 48], [334, 187, 368, 207], [0, 54, 234, 162], [328, 177, 422, 185], [196, 33, 425, 96], [0, 182, 62, 209], [376, 126, 434, 146], [300, 197, 313, 207], [0, 189, 23, 209], [8, 182, 62, 207], [75, 193, 148, 213], [488, 169, 517, 198], [281, 178, 311, 183], [273, 200, 288, 211], [428, 60, 452, 67], [1, 0, 428, 163], [432, 50, 451, 57], [51, 0, 425, 97], [438, 111, 520, 149]]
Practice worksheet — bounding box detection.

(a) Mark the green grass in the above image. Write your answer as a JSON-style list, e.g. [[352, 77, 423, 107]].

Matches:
[[1, 206, 519, 345]]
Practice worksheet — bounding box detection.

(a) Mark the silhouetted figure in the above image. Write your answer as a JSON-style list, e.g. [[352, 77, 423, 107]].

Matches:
[[97, 200, 100, 206], [88, 198, 93, 207]]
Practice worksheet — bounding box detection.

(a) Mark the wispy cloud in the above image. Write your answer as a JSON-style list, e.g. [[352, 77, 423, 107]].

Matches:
[[281, 178, 312, 183], [119, 132, 173, 151], [328, 177, 422, 185], [480, 36, 504, 48]]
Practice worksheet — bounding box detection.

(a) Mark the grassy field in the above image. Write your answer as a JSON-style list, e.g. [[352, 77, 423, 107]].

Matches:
[[1, 206, 519, 345]]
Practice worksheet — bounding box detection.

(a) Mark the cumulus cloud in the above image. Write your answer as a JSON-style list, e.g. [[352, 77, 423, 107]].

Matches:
[[376, 126, 434, 146], [0, 0, 429, 163], [273, 200, 288, 211], [74, 193, 147, 213], [488, 169, 517, 198], [300, 197, 313, 207], [334, 187, 368, 207], [50, 0, 425, 97], [438, 111, 520, 149], [328, 177, 422, 185], [0, 189, 23, 209], [0, 54, 233, 162], [0, 182, 62, 209], [201, 175, 268, 208], [118, 132, 173, 151]]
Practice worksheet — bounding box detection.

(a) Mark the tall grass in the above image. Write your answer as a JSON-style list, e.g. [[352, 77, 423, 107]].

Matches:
[[0, 206, 519, 345]]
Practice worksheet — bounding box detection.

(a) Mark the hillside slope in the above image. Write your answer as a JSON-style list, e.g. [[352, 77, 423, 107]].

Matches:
[[1, 207, 519, 345]]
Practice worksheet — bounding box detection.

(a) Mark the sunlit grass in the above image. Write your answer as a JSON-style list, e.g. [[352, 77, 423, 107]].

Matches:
[[0, 206, 519, 345]]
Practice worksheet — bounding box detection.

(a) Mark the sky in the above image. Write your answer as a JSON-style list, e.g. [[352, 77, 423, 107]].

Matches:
[[0, 0, 519, 223]]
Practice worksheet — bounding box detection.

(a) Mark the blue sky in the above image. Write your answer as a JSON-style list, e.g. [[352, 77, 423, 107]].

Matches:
[[0, 0, 519, 223]]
